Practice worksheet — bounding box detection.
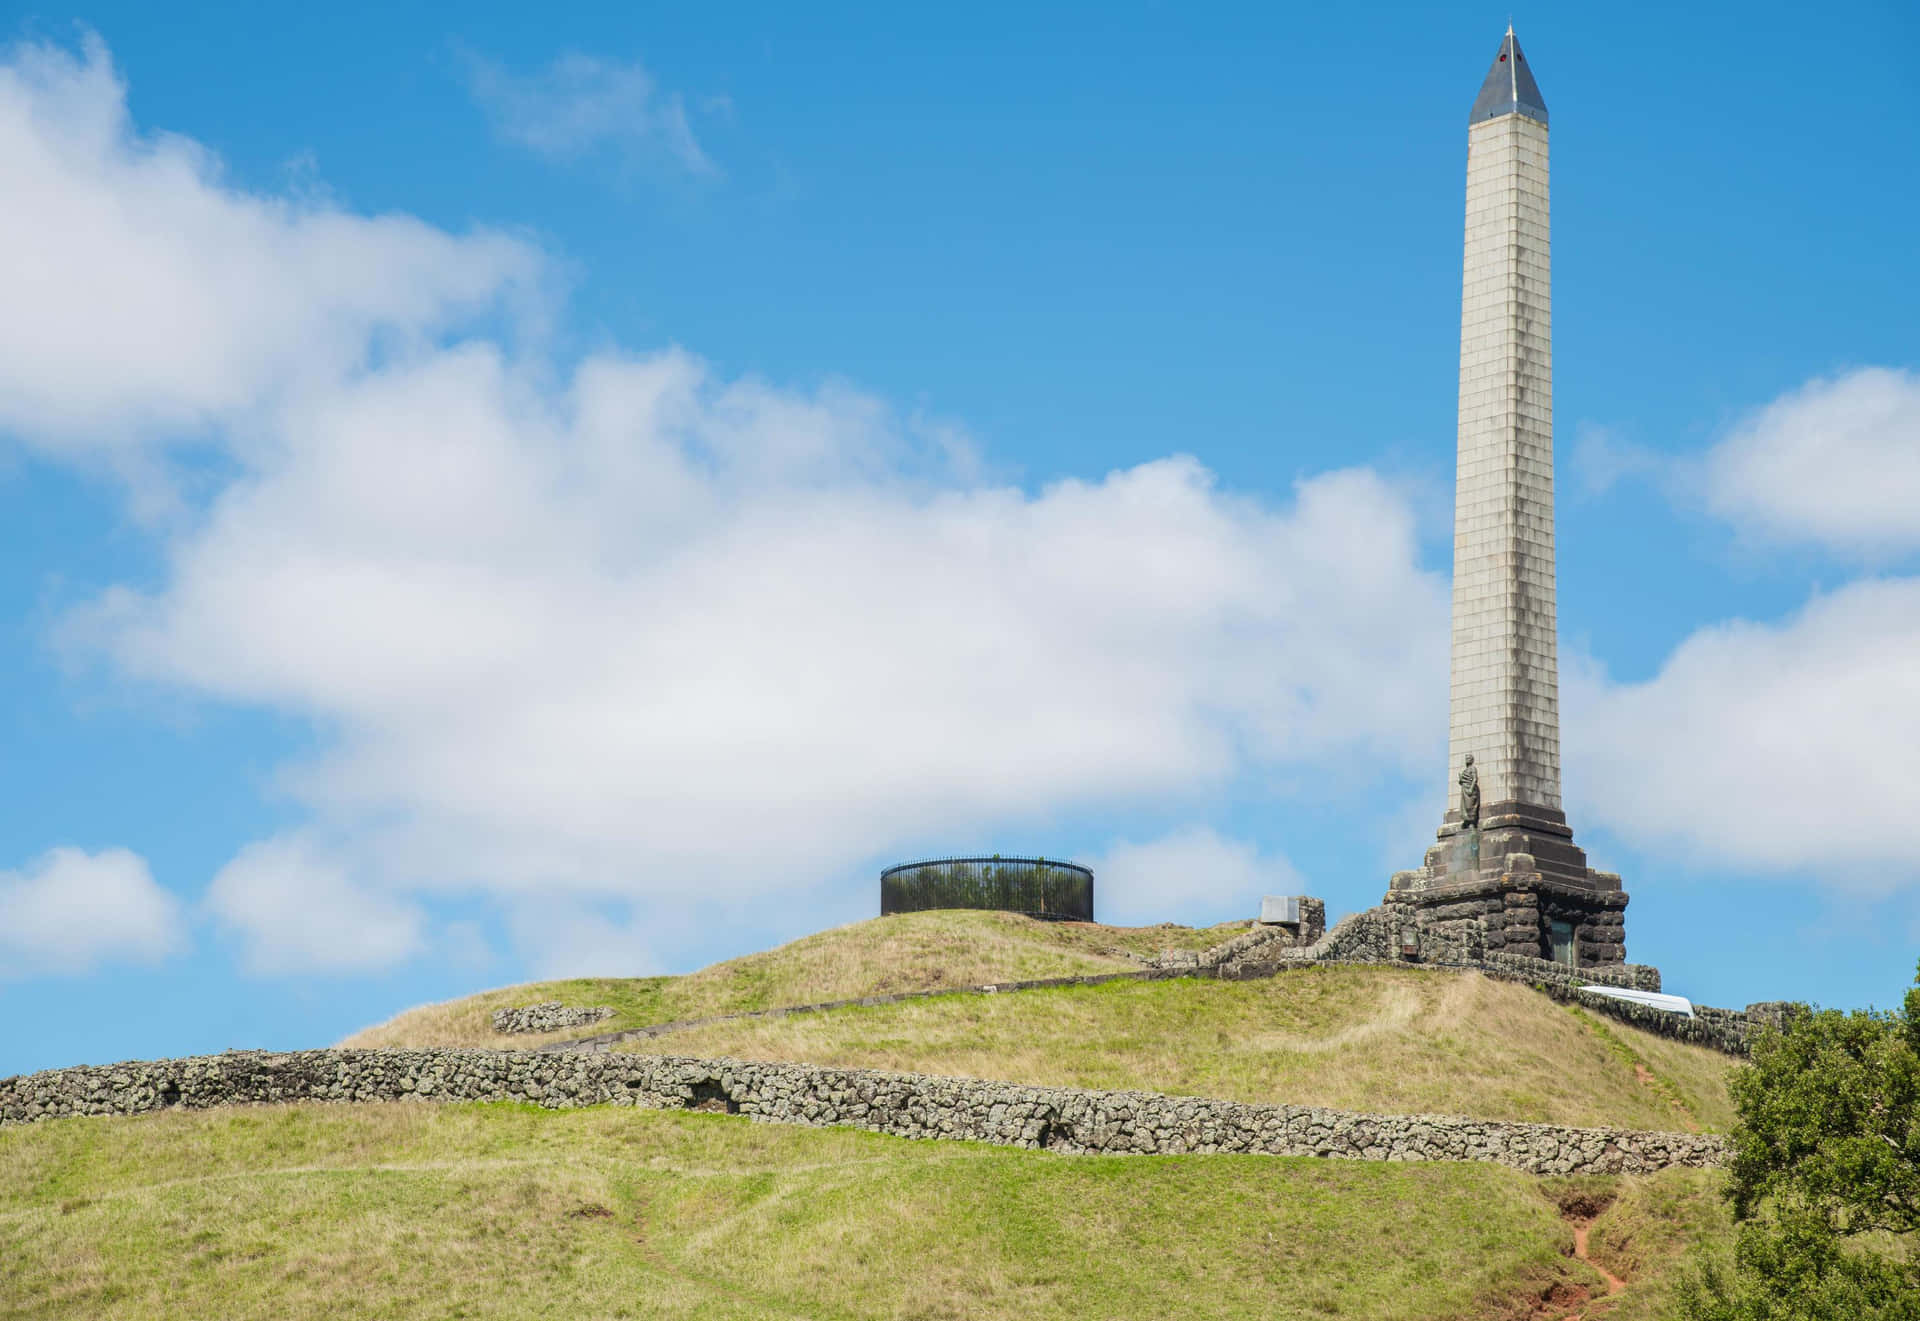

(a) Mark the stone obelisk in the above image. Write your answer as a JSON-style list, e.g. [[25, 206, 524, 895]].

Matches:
[[1388, 27, 1629, 971]]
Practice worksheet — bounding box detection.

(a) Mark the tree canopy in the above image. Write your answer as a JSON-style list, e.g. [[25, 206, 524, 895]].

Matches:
[[1683, 963, 1920, 1319]]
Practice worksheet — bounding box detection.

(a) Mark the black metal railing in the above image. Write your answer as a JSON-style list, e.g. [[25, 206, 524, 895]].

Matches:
[[879, 856, 1094, 922]]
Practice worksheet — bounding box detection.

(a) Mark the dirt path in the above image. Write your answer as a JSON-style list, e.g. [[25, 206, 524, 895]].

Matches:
[[1528, 1197, 1628, 1320], [1572, 1221, 1627, 1294]]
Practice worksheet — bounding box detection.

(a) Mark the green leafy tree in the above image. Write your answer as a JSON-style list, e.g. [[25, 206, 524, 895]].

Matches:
[[1680, 962, 1920, 1319]]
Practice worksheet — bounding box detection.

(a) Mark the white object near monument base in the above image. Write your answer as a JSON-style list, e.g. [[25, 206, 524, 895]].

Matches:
[[1259, 895, 1302, 925], [1579, 986, 1694, 1018]]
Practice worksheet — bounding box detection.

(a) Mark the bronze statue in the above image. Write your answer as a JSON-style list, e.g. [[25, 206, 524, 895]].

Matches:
[[1459, 753, 1480, 829]]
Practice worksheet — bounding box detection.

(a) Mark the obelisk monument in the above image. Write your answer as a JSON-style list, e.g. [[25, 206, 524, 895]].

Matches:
[[1389, 27, 1629, 970]]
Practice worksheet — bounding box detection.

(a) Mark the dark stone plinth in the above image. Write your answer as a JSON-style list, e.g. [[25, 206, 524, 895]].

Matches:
[[1388, 800, 1630, 970]]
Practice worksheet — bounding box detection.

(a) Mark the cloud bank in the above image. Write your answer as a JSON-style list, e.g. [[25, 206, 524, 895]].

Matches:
[[1092, 827, 1306, 928], [205, 834, 426, 976], [0, 847, 185, 977], [1566, 577, 1920, 883], [0, 33, 542, 458], [1704, 367, 1920, 556], [2, 34, 1446, 974], [6, 34, 1919, 980], [1563, 366, 1920, 882], [76, 357, 1449, 902]]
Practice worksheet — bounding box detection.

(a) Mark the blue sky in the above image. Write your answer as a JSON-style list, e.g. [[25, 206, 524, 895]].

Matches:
[[2, 1, 1917, 1076]]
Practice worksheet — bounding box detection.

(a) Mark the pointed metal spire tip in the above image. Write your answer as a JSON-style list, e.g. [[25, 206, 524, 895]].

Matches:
[[1469, 26, 1548, 127]]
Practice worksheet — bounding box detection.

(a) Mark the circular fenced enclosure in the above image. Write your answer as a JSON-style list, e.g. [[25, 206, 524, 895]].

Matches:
[[879, 856, 1095, 921]]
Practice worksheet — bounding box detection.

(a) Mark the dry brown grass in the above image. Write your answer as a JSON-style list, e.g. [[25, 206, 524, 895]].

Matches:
[[340, 909, 1241, 1050], [639, 965, 1740, 1131], [1, 1099, 1646, 1320]]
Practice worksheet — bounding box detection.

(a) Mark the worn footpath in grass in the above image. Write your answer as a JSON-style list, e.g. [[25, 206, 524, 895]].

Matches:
[[640, 964, 1738, 1132], [343, 910, 1239, 1051], [3, 1100, 1655, 1321], [1579, 1167, 1733, 1320]]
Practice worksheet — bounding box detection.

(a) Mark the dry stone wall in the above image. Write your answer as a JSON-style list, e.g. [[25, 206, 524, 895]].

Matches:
[[492, 1003, 613, 1034], [1218, 907, 1786, 1053], [0, 1046, 1725, 1175], [1150, 905, 1323, 971]]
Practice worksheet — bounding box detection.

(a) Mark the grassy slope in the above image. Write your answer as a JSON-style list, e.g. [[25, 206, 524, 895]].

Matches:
[[342, 911, 1239, 1050], [1583, 1169, 1733, 1320], [0, 1100, 1716, 1321], [641, 965, 1738, 1132]]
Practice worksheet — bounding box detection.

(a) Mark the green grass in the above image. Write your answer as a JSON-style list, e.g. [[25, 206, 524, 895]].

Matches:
[[342, 910, 1242, 1050], [1581, 1168, 1733, 1320], [1, 1100, 1693, 1321], [634, 964, 1738, 1132]]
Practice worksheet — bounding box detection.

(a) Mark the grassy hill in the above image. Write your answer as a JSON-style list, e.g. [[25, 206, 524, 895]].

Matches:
[[4, 911, 1746, 1317], [347, 910, 1736, 1134], [343, 911, 1238, 1050], [1, 1100, 1729, 1320], [645, 964, 1737, 1133]]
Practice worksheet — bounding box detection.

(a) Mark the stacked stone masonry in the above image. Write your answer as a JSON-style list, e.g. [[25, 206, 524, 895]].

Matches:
[[1264, 906, 1650, 990], [491, 1003, 614, 1034], [1380, 876, 1626, 963], [1150, 898, 1326, 970], [1228, 907, 1784, 1056], [0, 1047, 1726, 1175]]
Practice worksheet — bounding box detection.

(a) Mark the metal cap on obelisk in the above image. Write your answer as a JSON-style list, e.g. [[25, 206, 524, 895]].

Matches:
[[1469, 25, 1549, 125]]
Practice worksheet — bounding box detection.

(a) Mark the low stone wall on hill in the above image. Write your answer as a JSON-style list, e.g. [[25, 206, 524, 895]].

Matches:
[[1213, 910, 1782, 1057], [1258, 911, 1660, 990], [1150, 898, 1327, 970], [1523, 984, 1781, 1054], [544, 930, 1768, 1059], [492, 1003, 613, 1034], [0, 1047, 1726, 1175]]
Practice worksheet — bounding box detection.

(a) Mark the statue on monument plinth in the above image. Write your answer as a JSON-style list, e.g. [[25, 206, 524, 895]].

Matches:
[[1459, 754, 1480, 829]]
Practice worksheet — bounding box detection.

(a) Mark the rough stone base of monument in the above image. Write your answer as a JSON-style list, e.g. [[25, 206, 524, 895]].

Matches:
[[1386, 804, 1631, 971]]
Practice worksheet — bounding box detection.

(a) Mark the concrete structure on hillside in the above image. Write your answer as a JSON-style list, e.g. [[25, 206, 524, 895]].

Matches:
[[1385, 28, 1630, 970]]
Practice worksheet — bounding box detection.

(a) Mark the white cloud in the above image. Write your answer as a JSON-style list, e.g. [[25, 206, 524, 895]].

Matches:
[[206, 834, 425, 975], [0, 847, 185, 977], [1555, 366, 1920, 886], [1090, 827, 1305, 927], [460, 48, 715, 176], [1704, 367, 1920, 555], [5, 33, 1449, 971], [505, 900, 662, 980], [1565, 576, 1920, 883], [0, 33, 543, 457], [72, 348, 1446, 906]]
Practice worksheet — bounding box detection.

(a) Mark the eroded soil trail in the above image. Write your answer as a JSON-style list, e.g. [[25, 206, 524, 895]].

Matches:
[[1515, 1189, 1627, 1320], [1572, 1221, 1627, 1294]]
